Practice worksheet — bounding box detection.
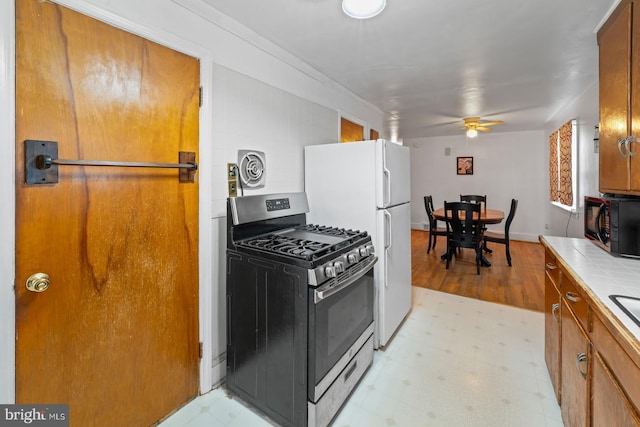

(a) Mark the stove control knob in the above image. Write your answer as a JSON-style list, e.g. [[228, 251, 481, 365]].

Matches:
[[334, 261, 345, 273], [347, 253, 358, 264], [366, 244, 375, 254], [324, 265, 337, 278], [359, 246, 370, 257]]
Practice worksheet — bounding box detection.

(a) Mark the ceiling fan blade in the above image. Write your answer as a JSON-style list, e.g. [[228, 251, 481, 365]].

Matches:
[[459, 117, 504, 134]]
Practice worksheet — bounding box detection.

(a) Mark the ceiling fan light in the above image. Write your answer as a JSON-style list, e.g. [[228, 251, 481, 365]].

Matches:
[[466, 129, 478, 138], [342, 0, 386, 19]]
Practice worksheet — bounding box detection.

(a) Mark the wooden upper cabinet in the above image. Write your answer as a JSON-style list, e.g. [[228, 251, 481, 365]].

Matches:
[[340, 117, 364, 142], [598, 0, 640, 194], [631, 0, 640, 190]]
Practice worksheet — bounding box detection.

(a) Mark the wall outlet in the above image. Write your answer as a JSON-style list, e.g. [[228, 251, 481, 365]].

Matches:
[[227, 163, 238, 197], [545, 223, 550, 230], [228, 180, 237, 198]]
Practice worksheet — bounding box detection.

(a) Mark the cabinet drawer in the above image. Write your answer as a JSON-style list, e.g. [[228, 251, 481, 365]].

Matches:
[[561, 272, 589, 332], [545, 251, 560, 289], [592, 314, 640, 414]]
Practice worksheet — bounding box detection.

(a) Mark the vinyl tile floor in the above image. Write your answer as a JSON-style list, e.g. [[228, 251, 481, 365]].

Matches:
[[159, 287, 563, 427]]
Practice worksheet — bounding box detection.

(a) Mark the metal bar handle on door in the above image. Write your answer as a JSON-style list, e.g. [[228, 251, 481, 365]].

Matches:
[[25, 140, 197, 184], [37, 155, 197, 171]]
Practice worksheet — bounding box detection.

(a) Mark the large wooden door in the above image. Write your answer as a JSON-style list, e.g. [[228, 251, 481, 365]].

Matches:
[[15, 1, 200, 426]]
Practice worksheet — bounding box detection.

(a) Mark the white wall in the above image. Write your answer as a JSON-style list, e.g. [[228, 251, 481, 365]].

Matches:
[[209, 64, 339, 381], [544, 80, 600, 238], [407, 131, 547, 242], [0, 0, 383, 402]]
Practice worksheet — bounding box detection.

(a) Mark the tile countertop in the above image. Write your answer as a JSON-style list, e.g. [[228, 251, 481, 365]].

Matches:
[[541, 235, 640, 343]]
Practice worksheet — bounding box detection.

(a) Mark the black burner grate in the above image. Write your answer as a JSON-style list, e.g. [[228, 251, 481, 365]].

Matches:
[[299, 224, 362, 238], [235, 224, 368, 261], [241, 234, 330, 259]]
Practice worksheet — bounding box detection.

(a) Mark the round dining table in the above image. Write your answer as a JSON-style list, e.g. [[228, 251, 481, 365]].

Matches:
[[431, 207, 505, 266], [432, 208, 504, 224]]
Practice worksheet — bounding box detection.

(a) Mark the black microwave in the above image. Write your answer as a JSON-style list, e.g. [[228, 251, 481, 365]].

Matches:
[[584, 195, 640, 257]]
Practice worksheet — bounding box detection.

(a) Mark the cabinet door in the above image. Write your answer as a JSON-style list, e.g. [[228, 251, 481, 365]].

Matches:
[[592, 352, 640, 427], [599, 1, 631, 193], [560, 301, 589, 427], [544, 273, 561, 403], [631, 1, 640, 190]]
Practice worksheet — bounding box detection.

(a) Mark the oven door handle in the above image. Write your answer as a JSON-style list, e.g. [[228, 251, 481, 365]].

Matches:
[[314, 256, 377, 303]]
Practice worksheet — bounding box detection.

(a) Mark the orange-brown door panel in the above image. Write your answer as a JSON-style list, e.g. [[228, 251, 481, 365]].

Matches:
[[340, 117, 364, 142], [16, 1, 200, 425]]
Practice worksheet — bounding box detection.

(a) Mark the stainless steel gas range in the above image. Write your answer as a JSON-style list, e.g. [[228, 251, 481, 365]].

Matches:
[[225, 192, 377, 427]]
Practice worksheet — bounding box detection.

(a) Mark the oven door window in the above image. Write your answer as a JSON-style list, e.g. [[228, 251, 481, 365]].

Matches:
[[309, 268, 374, 387]]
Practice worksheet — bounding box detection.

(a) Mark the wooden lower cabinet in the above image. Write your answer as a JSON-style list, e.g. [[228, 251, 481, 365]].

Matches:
[[560, 301, 590, 427], [543, 243, 640, 427], [544, 263, 561, 403], [592, 352, 640, 427]]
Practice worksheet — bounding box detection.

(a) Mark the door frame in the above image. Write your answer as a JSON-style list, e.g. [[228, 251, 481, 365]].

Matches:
[[0, 0, 215, 402]]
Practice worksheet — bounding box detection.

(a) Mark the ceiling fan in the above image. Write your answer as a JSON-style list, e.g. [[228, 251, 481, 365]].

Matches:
[[461, 117, 504, 138]]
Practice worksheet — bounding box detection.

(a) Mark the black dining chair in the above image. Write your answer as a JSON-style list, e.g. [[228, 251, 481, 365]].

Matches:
[[461, 194, 490, 251], [424, 196, 447, 254], [460, 194, 487, 209], [483, 199, 518, 266], [460, 194, 487, 211], [444, 201, 484, 274]]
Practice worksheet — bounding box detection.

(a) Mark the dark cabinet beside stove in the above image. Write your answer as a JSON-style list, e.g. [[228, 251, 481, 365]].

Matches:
[[226, 251, 308, 427]]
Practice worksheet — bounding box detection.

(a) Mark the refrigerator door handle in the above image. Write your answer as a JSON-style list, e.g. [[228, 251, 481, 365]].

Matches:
[[382, 142, 391, 206], [383, 155, 391, 207], [384, 209, 391, 288], [383, 167, 391, 207], [384, 210, 392, 249]]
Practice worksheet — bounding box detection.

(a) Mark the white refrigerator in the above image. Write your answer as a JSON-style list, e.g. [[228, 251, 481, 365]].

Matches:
[[304, 139, 411, 348]]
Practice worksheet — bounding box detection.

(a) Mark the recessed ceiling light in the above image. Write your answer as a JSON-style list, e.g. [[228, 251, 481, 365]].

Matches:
[[342, 0, 386, 19]]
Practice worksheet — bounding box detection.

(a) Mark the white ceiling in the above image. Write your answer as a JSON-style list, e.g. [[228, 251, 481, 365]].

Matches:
[[199, 0, 618, 139]]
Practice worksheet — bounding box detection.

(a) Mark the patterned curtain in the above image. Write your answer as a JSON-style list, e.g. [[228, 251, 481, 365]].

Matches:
[[558, 120, 573, 206], [549, 131, 559, 202]]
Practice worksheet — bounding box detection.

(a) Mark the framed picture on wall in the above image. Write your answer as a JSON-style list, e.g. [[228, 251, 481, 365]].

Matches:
[[457, 156, 473, 175]]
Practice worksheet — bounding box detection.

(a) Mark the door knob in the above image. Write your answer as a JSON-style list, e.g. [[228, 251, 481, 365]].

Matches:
[[26, 273, 50, 292]]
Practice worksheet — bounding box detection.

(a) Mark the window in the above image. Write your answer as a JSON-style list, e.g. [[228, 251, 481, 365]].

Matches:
[[549, 119, 577, 211]]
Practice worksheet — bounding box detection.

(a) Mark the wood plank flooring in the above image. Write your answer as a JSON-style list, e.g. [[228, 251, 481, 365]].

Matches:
[[411, 229, 545, 312]]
